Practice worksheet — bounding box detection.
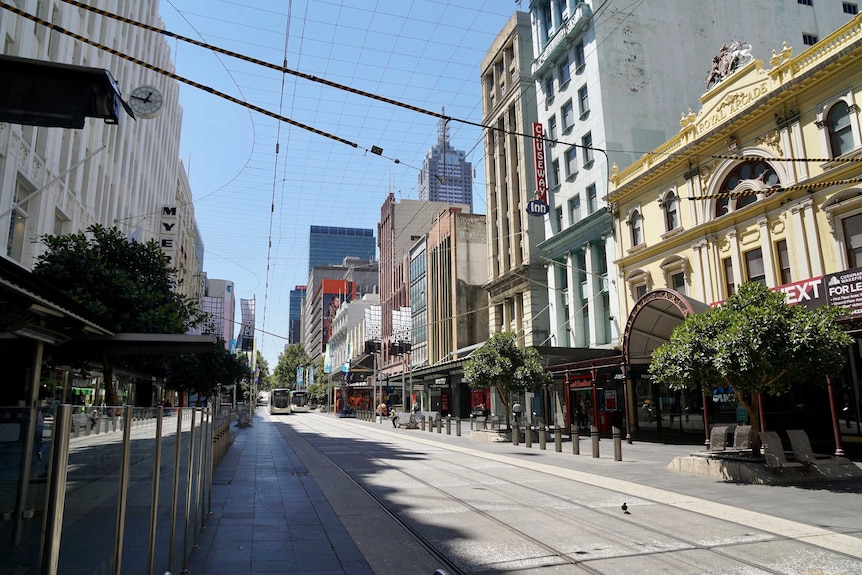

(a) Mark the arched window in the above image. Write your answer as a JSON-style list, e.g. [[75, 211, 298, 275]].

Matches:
[[713, 160, 779, 218], [630, 209, 643, 246], [663, 191, 679, 231], [828, 101, 854, 158]]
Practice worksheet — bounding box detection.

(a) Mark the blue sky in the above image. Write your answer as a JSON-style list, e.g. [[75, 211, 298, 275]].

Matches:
[[158, 0, 519, 367]]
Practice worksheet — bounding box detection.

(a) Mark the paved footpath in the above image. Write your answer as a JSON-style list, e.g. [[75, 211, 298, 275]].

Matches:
[[181, 409, 862, 574]]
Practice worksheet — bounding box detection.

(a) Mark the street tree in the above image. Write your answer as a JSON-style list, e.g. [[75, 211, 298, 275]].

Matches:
[[649, 282, 852, 448], [273, 343, 311, 389], [255, 350, 272, 390], [463, 332, 552, 429], [163, 340, 251, 404], [32, 224, 202, 404]]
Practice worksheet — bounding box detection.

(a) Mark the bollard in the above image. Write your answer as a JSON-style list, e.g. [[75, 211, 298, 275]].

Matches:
[[513, 424, 519, 446], [525, 424, 532, 448], [456, 417, 461, 437], [613, 426, 622, 461], [429, 416, 434, 433], [572, 425, 580, 455], [420, 415, 426, 431], [555, 425, 562, 452], [437, 416, 442, 434], [591, 425, 600, 458], [446, 415, 451, 435], [539, 426, 547, 450]]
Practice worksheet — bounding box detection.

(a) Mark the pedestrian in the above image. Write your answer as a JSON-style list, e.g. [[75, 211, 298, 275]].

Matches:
[[413, 402, 421, 414], [512, 401, 522, 426], [390, 407, 398, 428]]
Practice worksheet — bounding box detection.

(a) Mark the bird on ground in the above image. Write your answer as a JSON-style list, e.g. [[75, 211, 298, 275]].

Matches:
[[621, 502, 630, 514]]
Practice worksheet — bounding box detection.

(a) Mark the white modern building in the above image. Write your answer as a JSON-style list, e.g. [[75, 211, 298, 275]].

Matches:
[[199, 276, 235, 347], [1, 0, 194, 270], [527, 0, 859, 349]]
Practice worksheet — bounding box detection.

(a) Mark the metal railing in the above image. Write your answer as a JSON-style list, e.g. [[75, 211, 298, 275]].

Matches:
[[0, 403, 230, 574]]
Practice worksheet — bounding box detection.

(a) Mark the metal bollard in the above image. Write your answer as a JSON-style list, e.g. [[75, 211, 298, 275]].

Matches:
[[437, 416, 442, 433], [572, 425, 580, 455], [591, 425, 600, 458], [613, 426, 622, 461], [456, 417, 461, 437], [513, 424, 519, 446], [420, 415, 426, 431], [555, 425, 562, 452], [525, 424, 532, 448], [539, 426, 546, 450], [446, 415, 451, 435], [429, 416, 434, 433]]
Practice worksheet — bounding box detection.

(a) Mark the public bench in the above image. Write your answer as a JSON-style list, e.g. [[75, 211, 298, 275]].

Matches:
[[759, 431, 804, 471], [395, 412, 418, 429]]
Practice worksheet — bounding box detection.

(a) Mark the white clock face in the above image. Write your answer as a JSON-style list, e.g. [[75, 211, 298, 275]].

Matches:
[[128, 85, 164, 119]]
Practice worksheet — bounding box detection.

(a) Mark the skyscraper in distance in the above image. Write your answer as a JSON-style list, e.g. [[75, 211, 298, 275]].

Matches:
[[308, 226, 376, 275], [418, 115, 473, 211], [288, 285, 306, 344]]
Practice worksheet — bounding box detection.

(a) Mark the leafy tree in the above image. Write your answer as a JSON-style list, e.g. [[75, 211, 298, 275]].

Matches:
[[273, 343, 311, 389], [255, 350, 271, 390], [463, 332, 552, 428], [32, 224, 203, 404], [306, 382, 328, 406], [163, 341, 251, 404], [649, 282, 852, 448]]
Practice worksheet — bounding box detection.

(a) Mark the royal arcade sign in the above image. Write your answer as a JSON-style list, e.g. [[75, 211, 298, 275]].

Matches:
[[526, 122, 550, 217]]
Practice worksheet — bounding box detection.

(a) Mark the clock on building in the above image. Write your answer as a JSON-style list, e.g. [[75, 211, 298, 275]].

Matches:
[[127, 85, 164, 119]]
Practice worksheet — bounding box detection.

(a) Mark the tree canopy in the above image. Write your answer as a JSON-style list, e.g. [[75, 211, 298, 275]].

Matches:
[[649, 282, 852, 439], [163, 340, 251, 403], [33, 224, 201, 333], [32, 224, 203, 404], [273, 343, 312, 389], [463, 332, 552, 428]]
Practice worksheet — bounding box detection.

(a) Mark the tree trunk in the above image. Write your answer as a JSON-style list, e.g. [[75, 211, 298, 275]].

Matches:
[[497, 386, 511, 429], [736, 389, 761, 454]]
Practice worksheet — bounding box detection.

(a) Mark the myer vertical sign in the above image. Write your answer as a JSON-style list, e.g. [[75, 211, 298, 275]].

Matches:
[[160, 205, 178, 265], [526, 122, 550, 217]]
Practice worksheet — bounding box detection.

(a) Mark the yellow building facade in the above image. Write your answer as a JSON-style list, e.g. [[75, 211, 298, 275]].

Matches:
[[608, 16, 862, 450]]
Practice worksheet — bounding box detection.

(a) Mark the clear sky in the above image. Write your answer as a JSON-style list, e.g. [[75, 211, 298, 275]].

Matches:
[[158, 0, 519, 368]]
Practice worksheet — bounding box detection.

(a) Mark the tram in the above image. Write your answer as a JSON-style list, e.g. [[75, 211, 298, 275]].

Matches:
[[269, 388, 292, 415], [290, 390, 310, 413]]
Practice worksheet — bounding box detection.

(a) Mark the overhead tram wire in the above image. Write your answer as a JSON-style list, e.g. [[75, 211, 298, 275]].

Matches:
[[45, 0, 599, 161], [16, 2, 862, 210], [261, 0, 295, 360], [48, 0, 862, 172], [1, 2, 359, 150]]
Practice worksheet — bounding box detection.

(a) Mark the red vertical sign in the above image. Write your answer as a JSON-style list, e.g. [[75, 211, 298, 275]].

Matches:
[[532, 122, 548, 203]]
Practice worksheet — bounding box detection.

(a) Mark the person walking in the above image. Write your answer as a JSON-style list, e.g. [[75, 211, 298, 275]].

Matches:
[[390, 407, 398, 428]]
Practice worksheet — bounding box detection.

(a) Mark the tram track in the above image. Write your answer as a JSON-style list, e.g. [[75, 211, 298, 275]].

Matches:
[[278, 413, 862, 574]]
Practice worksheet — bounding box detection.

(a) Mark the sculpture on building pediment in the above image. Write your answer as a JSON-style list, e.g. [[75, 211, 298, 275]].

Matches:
[[705, 40, 753, 88]]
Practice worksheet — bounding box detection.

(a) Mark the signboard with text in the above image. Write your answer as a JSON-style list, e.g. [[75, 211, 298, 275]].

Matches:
[[825, 268, 862, 316]]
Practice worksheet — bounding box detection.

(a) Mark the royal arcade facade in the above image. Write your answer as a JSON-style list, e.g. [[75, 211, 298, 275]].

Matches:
[[607, 18, 862, 453]]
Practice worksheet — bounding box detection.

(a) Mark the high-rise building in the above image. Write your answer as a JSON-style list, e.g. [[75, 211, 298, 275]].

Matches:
[[417, 117, 474, 210], [526, 0, 858, 350], [377, 194, 469, 380], [288, 285, 307, 344], [481, 12, 551, 349], [308, 226, 376, 274]]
